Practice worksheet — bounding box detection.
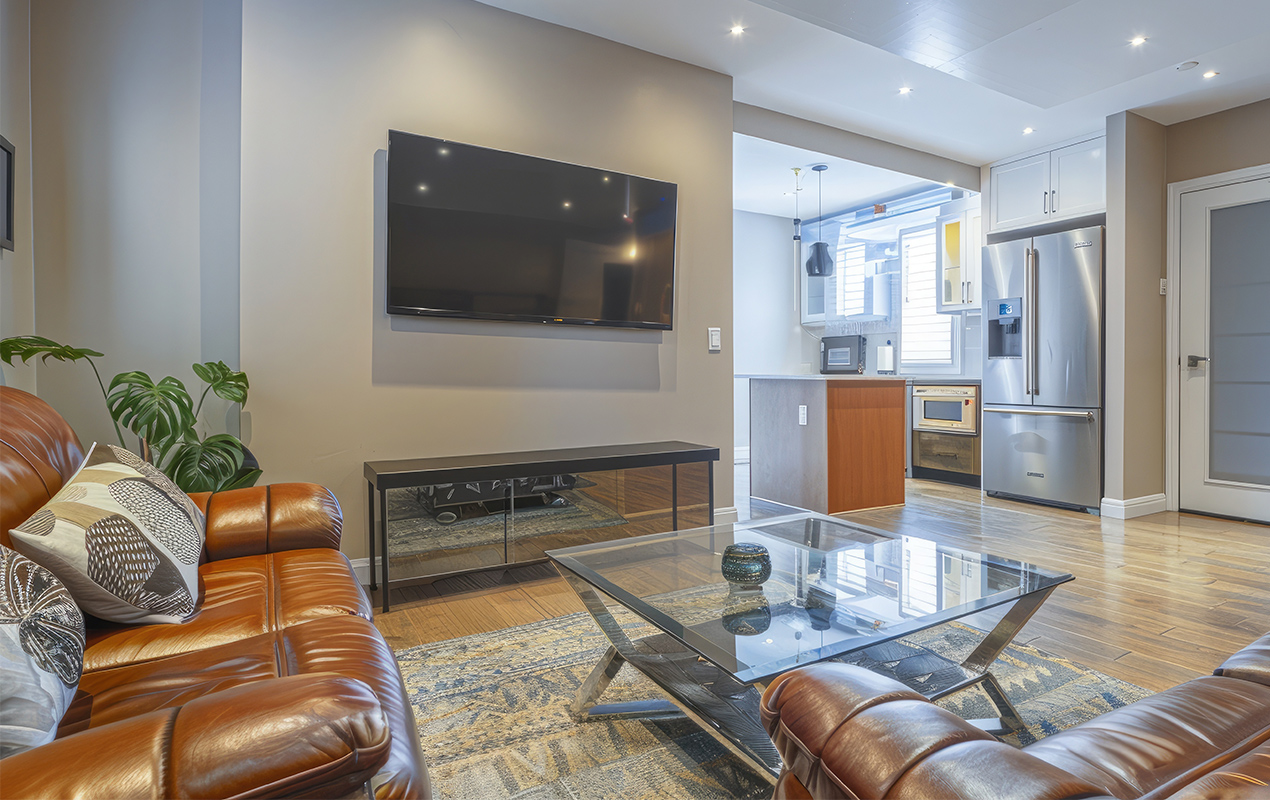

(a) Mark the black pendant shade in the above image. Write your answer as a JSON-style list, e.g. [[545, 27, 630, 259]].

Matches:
[[805, 240, 834, 276], [805, 164, 834, 277]]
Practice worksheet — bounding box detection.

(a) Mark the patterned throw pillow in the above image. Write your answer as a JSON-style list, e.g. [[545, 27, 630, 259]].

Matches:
[[0, 544, 85, 757], [9, 444, 205, 624]]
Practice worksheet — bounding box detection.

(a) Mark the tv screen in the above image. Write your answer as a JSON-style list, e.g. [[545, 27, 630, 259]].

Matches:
[[386, 131, 678, 329]]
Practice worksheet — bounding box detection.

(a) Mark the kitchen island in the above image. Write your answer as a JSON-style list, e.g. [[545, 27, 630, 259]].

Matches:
[[747, 375, 908, 514]]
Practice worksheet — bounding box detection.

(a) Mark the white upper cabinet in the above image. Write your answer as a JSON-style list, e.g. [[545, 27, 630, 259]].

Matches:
[[989, 135, 1105, 232], [989, 153, 1049, 231], [935, 200, 982, 313], [1049, 138, 1106, 219]]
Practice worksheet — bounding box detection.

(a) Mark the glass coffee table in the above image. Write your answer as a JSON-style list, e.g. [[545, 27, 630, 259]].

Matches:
[[547, 510, 1072, 782]]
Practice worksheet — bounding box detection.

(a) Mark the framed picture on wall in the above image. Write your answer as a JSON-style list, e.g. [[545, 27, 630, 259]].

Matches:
[[0, 133, 13, 251]]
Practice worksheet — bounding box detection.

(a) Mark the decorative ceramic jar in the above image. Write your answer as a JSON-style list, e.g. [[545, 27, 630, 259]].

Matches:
[[720, 543, 771, 586]]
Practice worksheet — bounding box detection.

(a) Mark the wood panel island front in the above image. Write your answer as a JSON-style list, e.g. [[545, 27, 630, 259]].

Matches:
[[748, 376, 908, 514]]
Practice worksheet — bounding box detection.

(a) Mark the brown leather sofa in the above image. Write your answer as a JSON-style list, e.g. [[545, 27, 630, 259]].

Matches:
[[0, 386, 430, 799], [759, 634, 1270, 799]]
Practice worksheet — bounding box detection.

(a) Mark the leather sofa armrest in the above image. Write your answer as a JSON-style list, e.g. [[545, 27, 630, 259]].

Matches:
[[1213, 632, 1270, 687], [191, 483, 343, 561], [0, 674, 390, 800], [760, 662, 1109, 800]]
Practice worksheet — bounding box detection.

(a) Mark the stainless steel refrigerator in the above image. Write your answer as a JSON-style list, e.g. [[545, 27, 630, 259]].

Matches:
[[981, 226, 1103, 512]]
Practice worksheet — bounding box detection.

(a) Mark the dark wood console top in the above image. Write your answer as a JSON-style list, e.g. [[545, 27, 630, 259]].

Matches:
[[365, 440, 719, 489]]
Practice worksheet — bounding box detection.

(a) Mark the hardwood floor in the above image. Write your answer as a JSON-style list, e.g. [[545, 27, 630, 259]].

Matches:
[[373, 479, 1269, 693]]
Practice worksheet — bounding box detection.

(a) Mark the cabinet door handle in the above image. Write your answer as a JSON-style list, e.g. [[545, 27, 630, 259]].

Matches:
[[1043, 191, 1048, 214], [1051, 190, 1057, 213]]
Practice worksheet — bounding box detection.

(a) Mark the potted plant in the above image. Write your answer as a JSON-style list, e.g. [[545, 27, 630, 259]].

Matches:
[[1, 335, 261, 493]]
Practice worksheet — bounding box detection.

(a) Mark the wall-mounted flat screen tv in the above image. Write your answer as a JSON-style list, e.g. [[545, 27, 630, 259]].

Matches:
[[387, 131, 677, 330]]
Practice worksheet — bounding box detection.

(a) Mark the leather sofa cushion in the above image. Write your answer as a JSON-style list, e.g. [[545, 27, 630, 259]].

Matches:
[[82, 548, 370, 672], [1166, 742, 1270, 799], [62, 614, 428, 800], [1214, 632, 1270, 689], [0, 387, 85, 547], [1024, 675, 1270, 798]]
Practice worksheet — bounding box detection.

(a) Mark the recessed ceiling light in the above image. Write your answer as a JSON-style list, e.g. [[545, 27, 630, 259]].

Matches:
[[417, 184, 428, 192], [438, 147, 449, 156], [1130, 36, 1147, 46], [602, 175, 610, 183], [898, 86, 912, 95], [1177, 61, 1199, 71], [563, 200, 572, 208], [1023, 127, 1035, 134], [1203, 70, 1219, 78], [730, 25, 745, 35]]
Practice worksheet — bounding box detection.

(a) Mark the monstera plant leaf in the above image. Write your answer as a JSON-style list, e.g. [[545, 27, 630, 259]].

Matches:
[[191, 360, 249, 405], [0, 335, 104, 366], [166, 434, 247, 494], [106, 372, 196, 459]]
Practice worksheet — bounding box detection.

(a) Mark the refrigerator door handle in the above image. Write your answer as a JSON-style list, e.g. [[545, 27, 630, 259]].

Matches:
[[1029, 248, 1040, 395], [984, 406, 1094, 421], [1023, 248, 1033, 395]]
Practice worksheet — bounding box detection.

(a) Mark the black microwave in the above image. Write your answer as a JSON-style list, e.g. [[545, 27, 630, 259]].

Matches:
[[820, 335, 865, 374]]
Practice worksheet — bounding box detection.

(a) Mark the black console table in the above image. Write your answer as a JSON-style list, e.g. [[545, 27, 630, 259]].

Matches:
[[364, 441, 719, 612]]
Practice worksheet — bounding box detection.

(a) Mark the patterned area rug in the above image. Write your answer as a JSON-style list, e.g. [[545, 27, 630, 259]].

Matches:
[[395, 610, 1151, 799], [386, 487, 627, 557]]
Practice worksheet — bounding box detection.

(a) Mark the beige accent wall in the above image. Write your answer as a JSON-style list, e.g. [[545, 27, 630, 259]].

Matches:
[[1166, 98, 1270, 185], [239, 0, 735, 560], [0, 0, 36, 392], [1104, 112, 1168, 502], [734, 103, 981, 191], [28, 0, 205, 443]]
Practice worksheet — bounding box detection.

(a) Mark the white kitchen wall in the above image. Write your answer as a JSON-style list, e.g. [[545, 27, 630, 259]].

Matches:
[[733, 209, 804, 451]]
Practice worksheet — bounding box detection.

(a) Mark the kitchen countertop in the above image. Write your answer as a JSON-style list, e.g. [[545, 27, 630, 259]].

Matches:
[[737, 374, 908, 381], [737, 374, 979, 383]]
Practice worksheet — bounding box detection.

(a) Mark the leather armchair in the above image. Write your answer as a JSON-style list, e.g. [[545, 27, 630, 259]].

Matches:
[[0, 387, 430, 799], [760, 634, 1270, 799]]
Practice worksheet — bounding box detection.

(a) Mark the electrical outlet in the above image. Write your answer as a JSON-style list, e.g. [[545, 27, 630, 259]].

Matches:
[[708, 327, 722, 352], [1159, 278, 1167, 296], [798, 405, 807, 426]]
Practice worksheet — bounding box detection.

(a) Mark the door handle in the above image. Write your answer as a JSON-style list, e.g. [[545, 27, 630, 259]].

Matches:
[[1051, 190, 1057, 213], [1029, 249, 1039, 395], [984, 407, 1095, 421], [1042, 191, 1048, 214], [1023, 249, 1033, 395], [1186, 355, 1211, 368]]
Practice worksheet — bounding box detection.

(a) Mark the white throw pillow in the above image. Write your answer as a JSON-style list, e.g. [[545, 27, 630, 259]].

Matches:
[[0, 543, 85, 757], [9, 444, 205, 624]]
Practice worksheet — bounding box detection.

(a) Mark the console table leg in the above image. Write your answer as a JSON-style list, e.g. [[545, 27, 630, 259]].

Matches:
[[708, 460, 715, 524], [367, 481, 377, 592], [379, 487, 390, 613], [672, 464, 679, 530]]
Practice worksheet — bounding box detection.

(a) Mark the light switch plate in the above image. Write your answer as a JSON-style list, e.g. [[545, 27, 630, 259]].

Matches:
[[798, 405, 807, 426], [708, 327, 722, 352], [1159, 278, 1167, 296]]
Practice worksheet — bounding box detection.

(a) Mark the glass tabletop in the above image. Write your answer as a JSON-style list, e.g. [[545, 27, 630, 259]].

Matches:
[[547, 511, 1072, 683]]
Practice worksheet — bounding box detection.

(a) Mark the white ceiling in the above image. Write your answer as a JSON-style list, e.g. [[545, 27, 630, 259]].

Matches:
[[733, 133, 944, 218], [474, 0, 1270, 165]]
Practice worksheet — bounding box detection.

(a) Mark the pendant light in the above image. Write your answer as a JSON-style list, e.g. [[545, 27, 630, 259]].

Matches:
[[805, 164, 834, 277]]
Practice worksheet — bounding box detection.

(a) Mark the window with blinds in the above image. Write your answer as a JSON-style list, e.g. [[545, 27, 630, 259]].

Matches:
[[836, 241, 867, 317], [900, 226, 954, 365]]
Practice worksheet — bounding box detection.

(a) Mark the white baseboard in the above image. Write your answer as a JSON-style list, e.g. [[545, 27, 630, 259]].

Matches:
[[350, 557, 379, 587], [714, 506, 739, 524], [734, 446, 750, 465], [1100, 493, 1167, 519]]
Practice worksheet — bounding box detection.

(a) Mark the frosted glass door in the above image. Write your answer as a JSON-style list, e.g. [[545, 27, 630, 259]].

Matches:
[[1179, 179, 1270, 523]]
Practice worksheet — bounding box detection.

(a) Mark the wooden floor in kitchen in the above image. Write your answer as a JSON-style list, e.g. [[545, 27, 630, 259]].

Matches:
[[372, 479, 1269, 693]]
